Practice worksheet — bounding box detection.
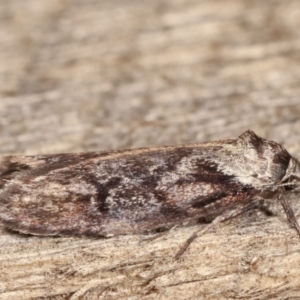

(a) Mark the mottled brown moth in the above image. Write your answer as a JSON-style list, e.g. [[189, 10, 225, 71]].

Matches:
[[1, 130, 300, 250]]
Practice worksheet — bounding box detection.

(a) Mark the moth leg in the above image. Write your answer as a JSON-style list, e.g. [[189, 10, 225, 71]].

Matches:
[[175, 198, 266, 260], [279, 195, 300, 237]]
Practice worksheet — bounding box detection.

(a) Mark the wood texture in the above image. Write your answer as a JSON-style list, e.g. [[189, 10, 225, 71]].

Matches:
[[1, 0, 300, 299]]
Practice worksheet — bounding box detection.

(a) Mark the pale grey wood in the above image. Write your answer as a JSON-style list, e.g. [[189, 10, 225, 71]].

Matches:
[[1, 0, 300, 299]]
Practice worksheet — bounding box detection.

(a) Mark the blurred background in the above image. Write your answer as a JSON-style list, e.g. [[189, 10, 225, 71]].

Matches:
[[1, 0, 300, 156], [2, 1, 300, 299]]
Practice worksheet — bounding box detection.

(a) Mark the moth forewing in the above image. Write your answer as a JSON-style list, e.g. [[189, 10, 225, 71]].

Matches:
[[0, 130, 300, 246]]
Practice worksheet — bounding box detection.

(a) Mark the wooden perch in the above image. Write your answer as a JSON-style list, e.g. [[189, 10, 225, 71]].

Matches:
[[1, 199, 300, 299], [1, 0, 300, 299]]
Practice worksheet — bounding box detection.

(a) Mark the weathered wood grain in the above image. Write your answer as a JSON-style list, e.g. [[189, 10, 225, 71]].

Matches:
[[1, 0, 300, 299]]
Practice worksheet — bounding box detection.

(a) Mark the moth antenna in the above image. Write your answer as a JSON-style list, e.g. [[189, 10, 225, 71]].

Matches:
[[260, 181, 298, 189]]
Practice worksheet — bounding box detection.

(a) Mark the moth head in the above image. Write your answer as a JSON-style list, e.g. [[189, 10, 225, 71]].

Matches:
[[281, 157, 300, 191], [237, 131, 289, 161], [238, 130, 295, 188]]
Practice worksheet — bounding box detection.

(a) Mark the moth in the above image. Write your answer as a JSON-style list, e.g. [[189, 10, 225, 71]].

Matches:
[[0, 130, 300, 242]]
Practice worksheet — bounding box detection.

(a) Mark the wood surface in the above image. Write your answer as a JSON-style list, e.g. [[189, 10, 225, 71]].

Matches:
[[1, 0, 300, 299]]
